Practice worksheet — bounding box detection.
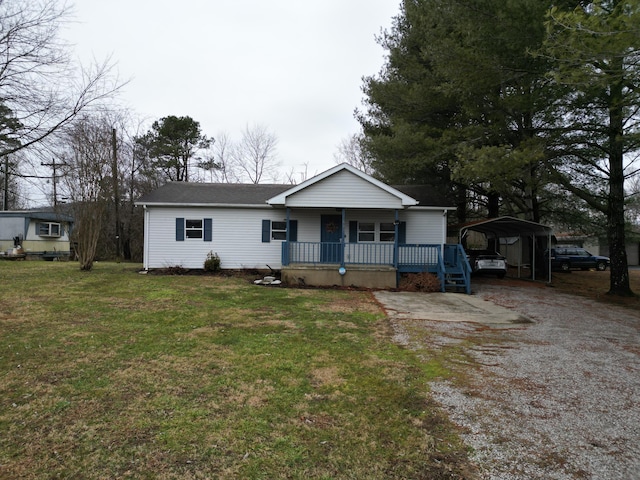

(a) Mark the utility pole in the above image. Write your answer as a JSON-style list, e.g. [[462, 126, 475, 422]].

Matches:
[[112, 127, 121, 261], [41, 158, 66, 207]]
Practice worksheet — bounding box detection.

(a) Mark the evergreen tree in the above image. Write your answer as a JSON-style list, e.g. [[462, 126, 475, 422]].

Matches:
[[542, 0, 640, 296], [136, 116, 211, 182]]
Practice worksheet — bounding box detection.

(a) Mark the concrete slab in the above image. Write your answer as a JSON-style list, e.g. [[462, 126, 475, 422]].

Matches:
[[373, 291, 531, 325]]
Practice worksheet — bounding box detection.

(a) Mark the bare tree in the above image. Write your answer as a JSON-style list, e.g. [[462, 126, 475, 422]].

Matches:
[[334, 133, 373, 175], [233, 124, 280, 184], [59, 114, 113, 270], [198, 131, 240, 183], [0, 1, 122, 158]]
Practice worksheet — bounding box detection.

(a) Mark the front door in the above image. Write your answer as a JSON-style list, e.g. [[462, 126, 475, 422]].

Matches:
[[320, 215, 343, 263]]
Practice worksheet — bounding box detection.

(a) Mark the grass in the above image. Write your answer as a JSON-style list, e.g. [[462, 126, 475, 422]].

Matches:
[[0, 262, 474, 479]]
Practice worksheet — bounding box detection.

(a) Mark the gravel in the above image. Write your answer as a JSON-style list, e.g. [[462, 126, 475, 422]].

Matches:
[[392, 283, 640, 479]]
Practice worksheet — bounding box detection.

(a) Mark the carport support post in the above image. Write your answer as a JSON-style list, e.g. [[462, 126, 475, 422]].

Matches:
[[518, 235, 522, 279], [548, 232, 552, 284], [532, 234, 536, 281]]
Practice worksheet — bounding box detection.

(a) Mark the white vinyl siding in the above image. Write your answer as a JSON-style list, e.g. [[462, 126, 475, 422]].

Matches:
[[285, 170, 404, 209], [401, 209, 447, 245], [144, 207, 288, 270], [142, 206, 448, 270]]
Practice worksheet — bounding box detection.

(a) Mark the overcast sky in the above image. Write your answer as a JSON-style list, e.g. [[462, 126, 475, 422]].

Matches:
[[62, 0, 399, 182]]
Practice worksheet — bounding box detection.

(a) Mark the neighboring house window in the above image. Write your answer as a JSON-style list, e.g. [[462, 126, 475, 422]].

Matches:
[[38, 222, 61, 237], [379, 222, 395, 242], [176, 218, 212, 242], [358, 222, 375, 242], [262, 219, 297, 242]]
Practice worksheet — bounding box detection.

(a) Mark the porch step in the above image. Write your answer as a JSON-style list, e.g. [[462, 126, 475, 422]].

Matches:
[[443, 265, 471, 294]]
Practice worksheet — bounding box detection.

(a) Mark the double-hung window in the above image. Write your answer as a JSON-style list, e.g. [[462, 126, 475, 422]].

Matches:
[[271, 221, 287, 240], [349, 221, 406, 244], [185, 219, 203, 239], [379, 223, 395, 242], [358, 222, 375, 242], [262, 220, 297, 242], [176, 218, 212, 242]]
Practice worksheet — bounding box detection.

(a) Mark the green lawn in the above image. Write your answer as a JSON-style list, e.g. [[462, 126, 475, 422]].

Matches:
[[0, 262, 473, 479]]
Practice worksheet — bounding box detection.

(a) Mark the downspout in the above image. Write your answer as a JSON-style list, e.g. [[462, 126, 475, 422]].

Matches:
[[143, 205, 149, 270], [341, 208, 346, 268]]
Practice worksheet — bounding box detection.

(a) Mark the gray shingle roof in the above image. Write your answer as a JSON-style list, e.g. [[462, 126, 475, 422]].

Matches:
[[136, 182, 293, 206], [135, 181, 454, 208], [392, 185, 455, 208]]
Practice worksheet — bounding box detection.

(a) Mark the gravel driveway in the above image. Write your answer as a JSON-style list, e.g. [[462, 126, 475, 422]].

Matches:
[[390, 283, 640, 479]]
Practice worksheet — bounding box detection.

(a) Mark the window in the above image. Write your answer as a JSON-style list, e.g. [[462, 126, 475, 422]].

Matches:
[[38, 222, 61, 237], [379, 222, 395, 242], [271, 221, 287, 240], [262, 219, 297, 243], [358, 222, 375, 242], [176, 218, 212, 242], [185, 219, 203, 239]]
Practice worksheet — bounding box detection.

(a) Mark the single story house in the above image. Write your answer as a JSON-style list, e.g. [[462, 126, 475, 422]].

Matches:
[[0, 209, 74, 259], [135, 163, 471, 291]]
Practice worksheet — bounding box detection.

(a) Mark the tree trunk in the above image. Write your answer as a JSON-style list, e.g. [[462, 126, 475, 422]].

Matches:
[[487, 191, 500, 218], [606, 64, 633, 296]]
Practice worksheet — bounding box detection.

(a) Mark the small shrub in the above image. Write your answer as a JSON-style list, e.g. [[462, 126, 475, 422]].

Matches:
[[204, 251, 221, 272], [165, 265, 188, 275], [399, 272, 441, 292]]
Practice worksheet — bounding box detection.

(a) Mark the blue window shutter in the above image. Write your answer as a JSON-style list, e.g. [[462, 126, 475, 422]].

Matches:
[[176, 218, 185, 241], [349, 221, 358, 243], [262, 219, 271, 243], [204, 218, 212, 242], [398, 221, 407, 245], [289, 220, 298, 242]]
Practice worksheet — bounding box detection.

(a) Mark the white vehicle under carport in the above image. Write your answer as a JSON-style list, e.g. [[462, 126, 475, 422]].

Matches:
[[468, 251, 508, 279]]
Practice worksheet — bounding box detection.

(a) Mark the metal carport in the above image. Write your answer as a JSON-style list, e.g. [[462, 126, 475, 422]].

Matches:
[[459, 216, 554, 283]]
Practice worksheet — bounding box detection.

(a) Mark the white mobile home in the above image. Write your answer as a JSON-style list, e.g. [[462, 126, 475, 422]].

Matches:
[[0, 209, 74, 259]]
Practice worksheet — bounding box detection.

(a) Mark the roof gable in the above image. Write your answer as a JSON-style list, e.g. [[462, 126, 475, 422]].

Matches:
[[267, 163, 418, 208]]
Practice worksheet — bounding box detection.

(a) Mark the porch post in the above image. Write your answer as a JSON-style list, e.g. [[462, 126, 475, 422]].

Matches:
[[285, 208, 291, 242], [393, 209, 399, 268], [341, 208, 346, 267], [284, 207, 291, 266]]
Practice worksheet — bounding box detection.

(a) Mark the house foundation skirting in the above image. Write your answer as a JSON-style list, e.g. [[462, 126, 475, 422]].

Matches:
[[282, 264, 397, 289]]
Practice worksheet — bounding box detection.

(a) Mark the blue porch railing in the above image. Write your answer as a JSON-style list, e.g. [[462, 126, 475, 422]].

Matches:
[[283, 241, 438, 267], [442, 244, 472, 294], [281, 241, 471, 293]]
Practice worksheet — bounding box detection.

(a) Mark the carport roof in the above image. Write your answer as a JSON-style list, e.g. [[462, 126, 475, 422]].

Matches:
[[460, 216, 553, 239]]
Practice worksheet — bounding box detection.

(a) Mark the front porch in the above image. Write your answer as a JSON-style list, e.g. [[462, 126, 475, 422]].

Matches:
[[281, 242, 471, 293]]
